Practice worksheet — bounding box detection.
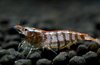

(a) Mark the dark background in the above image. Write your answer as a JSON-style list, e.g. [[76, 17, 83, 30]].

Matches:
[[0, 0, 100, 35]]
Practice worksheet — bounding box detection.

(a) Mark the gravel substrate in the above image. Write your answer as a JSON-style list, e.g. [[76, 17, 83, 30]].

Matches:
[[0, 20, 100, 65]]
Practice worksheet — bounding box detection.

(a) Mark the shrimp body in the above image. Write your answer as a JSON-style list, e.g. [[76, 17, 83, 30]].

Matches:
[[14, 25, 100, 50], [43, 31, 96, 49]]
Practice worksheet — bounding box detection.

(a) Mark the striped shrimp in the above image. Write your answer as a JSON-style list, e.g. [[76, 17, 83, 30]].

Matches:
[[14, 25, 100, 57]]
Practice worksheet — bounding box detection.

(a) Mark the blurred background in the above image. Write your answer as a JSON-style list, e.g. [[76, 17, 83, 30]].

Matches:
[[0, 0, 100, 35]]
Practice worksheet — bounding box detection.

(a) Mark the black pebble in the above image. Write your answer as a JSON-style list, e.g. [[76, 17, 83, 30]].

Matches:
[[84, 41, 99, 52], [0, 54, 16, 65], [0, 49, 9, 58], [98, 60, 100, 65], [0, 47, 2, 50], [84, 41, 91, 47], [69, 56, 86, 65], [36, 58, 52, 65], [97, 48, 100, 59], [68, 50, 77, 59], [82, 51, 98, 65], [88, 42, 99, 52], [2, 41, 18, 50], [15, 59, 32, 65], [7, 48, 24, 58], [28, 51, 41, 64], [5, 35, 21, 42], [53, 52, 69, 65], [29, 51, 41, 59], [41, 48, 57, 60], [0, 32, 4, 44], [77, 45, 88, 56]]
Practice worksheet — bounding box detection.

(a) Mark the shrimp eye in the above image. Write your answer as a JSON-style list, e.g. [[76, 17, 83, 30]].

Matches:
[[25, 29, 28, 31]]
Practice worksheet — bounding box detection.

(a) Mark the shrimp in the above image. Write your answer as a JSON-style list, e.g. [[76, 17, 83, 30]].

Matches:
[[14, 25, 100, 57]]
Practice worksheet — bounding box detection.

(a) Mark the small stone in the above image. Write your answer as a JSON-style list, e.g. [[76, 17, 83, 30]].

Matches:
[[0, 49, 9, 57], [15, 59, 32, 65], [97, 48, 100, 59], [53, 52, 69, 65], [84, 41, 91, 47], [69, 56, 86, 65], [70, 42, 83, 50], [2, 41, 18, 50], [88, 42, 99, 52], [41, 48, 57, 60], [5, 35, 21, 42], [0, 54, 16, 65], [29, 51, 41, 59], [82, 51, 98, 65], [98, 60, 100, 65], [77, 45, 88, 56], [7, 48, 24, 58], [0, 32, 4, 44], [0, 47, 2, 50], [36, 58, 51, 65], [68, 50, 77, 59], [28, 51, 41, 64]]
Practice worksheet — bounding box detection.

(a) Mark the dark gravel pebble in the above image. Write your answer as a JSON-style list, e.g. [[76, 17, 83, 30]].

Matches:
[[77, 45, 88, 56], [88, 42, 99, 52], [2, 41, 18, 50], [68, 50, 77, 59], [0, 48, 23, 59], [5, 35, 21, 43], [82, 51, 98, 65], [41, 48, 57, 60], [0, 47, 2, 50], [7, 48, 24, 58], [0, 32, 4, 45], [36, 58, 52, 65], [0, 48, 31, 60], [28, 51, 41, 64], [15, 59, 32, 65], [70, 42, 82, 50], [0, 49, 9, 58], [84, 41, 91, 47], [69, 56, 86, 65], [97, 48, 100, 59], [29, 51, 41, 59], [98, 59, 100, 64], [0, 54, 16, 65], [53, 52, 69, 65]]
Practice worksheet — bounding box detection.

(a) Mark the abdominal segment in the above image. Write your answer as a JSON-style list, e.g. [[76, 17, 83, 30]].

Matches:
[[43, 31, 85, 50]]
